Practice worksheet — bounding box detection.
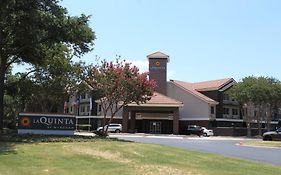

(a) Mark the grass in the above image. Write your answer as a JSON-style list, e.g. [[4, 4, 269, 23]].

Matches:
[[242, 140, 281, 148], [0, 136, 281, 175]]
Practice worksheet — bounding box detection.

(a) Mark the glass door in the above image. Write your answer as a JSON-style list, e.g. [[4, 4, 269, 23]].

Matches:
[[150, 121, 161, 134]]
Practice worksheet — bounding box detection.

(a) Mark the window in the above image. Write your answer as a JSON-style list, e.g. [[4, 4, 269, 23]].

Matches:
[[232, 108, 238, 115], [87, 105, 90, 112], [98, 104, 102, 112], [223, 108, 229, 115], [80, 93, 86, 99], [70, 107, 73, 112], [97, 120, 101, 127], [211, 106, 215, 114], [80, 106, 85, 113], [109, 124, 120, 127], [223, 93, 230, 100]]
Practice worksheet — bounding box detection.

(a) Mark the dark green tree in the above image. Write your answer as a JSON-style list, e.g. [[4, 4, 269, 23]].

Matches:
[[229, 77, 256, 137], [0, 0, 95, 129], [26, 45, 88, 112], [230, 76, 281, 136], [6, 44, 89, 113]]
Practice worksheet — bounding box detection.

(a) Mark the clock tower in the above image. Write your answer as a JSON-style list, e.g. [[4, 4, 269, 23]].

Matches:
[[147, 51, 169, 95]]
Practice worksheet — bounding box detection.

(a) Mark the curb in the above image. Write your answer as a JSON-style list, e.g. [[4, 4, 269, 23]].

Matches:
[[236, 142, 281, 149]]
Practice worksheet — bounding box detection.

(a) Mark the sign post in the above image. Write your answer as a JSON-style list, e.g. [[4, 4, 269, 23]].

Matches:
[[18, 113, 76, 135]]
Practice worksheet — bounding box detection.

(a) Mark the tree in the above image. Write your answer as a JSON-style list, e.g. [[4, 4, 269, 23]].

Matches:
[[229, 77, 257, 137], [230, 76, 281, 136], [87, 59, 156, 136], [6, 44, 89, 115], [265, 78, 281, 131], [0, 0, 95, 129], [25, 45, 89, 113]]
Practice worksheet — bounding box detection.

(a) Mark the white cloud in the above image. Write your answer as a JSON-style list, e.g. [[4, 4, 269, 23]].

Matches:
[[127, 60, 149, 73]]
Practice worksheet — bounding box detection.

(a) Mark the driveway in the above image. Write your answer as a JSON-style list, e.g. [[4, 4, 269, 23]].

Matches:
[[110, 134, 281, 166]]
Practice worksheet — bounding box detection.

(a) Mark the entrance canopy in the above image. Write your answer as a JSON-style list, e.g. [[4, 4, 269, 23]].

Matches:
[[123, 92, 183, 134]]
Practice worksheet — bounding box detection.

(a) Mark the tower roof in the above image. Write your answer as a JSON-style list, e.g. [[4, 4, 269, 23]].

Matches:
[[147, 51, 170, 62]]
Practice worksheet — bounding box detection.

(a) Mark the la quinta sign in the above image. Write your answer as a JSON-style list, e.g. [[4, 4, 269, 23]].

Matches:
[[18, 113, 76, 135]]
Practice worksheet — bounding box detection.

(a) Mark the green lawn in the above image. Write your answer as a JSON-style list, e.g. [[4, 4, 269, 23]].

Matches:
[[0, 138, 281, 175], [242, 140, 281, 148]]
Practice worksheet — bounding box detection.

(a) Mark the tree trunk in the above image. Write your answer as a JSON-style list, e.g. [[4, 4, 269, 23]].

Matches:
[[266, 105, 271, 131], [99, 114, 108, 137], [105, 115, 115, 134], [256, 110, 262, 136], [104, 119, 110, 135], [0, 56, 7, 130], [244, 103, 253, 137]]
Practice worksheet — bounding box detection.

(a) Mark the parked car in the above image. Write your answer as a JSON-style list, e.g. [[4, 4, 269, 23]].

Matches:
[[263, 127, 281, 141], [186, 125, 204, 136], [262, 128, 281, 141], [202, 127, 214, 137], [97, 123, 122, 133]]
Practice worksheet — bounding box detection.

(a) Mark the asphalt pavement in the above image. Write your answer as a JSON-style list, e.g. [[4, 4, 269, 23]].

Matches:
[[109, 134, 281, 166]]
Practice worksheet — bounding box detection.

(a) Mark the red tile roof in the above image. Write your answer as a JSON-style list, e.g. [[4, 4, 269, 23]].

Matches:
[[128, 92, 183, 107], [192, 78, 234, 91]]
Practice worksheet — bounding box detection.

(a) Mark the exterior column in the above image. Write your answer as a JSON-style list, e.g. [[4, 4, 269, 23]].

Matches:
[[122, 107, 129, 133], [173, 108, 179, 134], [130, 111, 136, 133]]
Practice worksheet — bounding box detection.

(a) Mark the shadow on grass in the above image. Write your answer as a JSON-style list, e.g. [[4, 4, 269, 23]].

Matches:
[[0, 129, 133, 156], [0, 131, 132, 144], [0, 142, 17, 155]]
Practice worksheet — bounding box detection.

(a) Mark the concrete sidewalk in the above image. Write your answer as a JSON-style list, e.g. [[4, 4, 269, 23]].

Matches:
[[75, 131, 95, 137], [74, 131, 258, 141]]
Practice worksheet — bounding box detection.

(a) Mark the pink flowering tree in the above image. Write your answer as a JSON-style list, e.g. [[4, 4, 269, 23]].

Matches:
[[87, 59, 156, 136]]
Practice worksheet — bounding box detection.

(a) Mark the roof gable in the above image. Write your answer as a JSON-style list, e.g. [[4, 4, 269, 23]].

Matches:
[[170, 80, 219, 104]]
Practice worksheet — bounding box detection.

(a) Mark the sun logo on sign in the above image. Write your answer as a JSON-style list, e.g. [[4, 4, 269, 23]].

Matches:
[[155, 61, 161, 66], [21, 117, 30, 127]]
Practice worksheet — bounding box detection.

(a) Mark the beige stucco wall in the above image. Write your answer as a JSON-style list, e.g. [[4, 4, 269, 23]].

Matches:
[[167, 82, 210, 120], [97, 104, 123, 119]]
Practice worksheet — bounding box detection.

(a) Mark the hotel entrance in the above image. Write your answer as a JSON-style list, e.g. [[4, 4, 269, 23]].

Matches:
[[150, 121, 161, 134], [122, 92, 182, 134]]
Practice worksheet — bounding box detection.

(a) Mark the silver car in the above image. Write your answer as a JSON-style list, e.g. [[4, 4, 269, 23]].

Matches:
[[97, 123, 122, 133], [263, 127, 281, 141]]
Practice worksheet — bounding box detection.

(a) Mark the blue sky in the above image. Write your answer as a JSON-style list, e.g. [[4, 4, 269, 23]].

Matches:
[[14, 0, 281, 82]]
